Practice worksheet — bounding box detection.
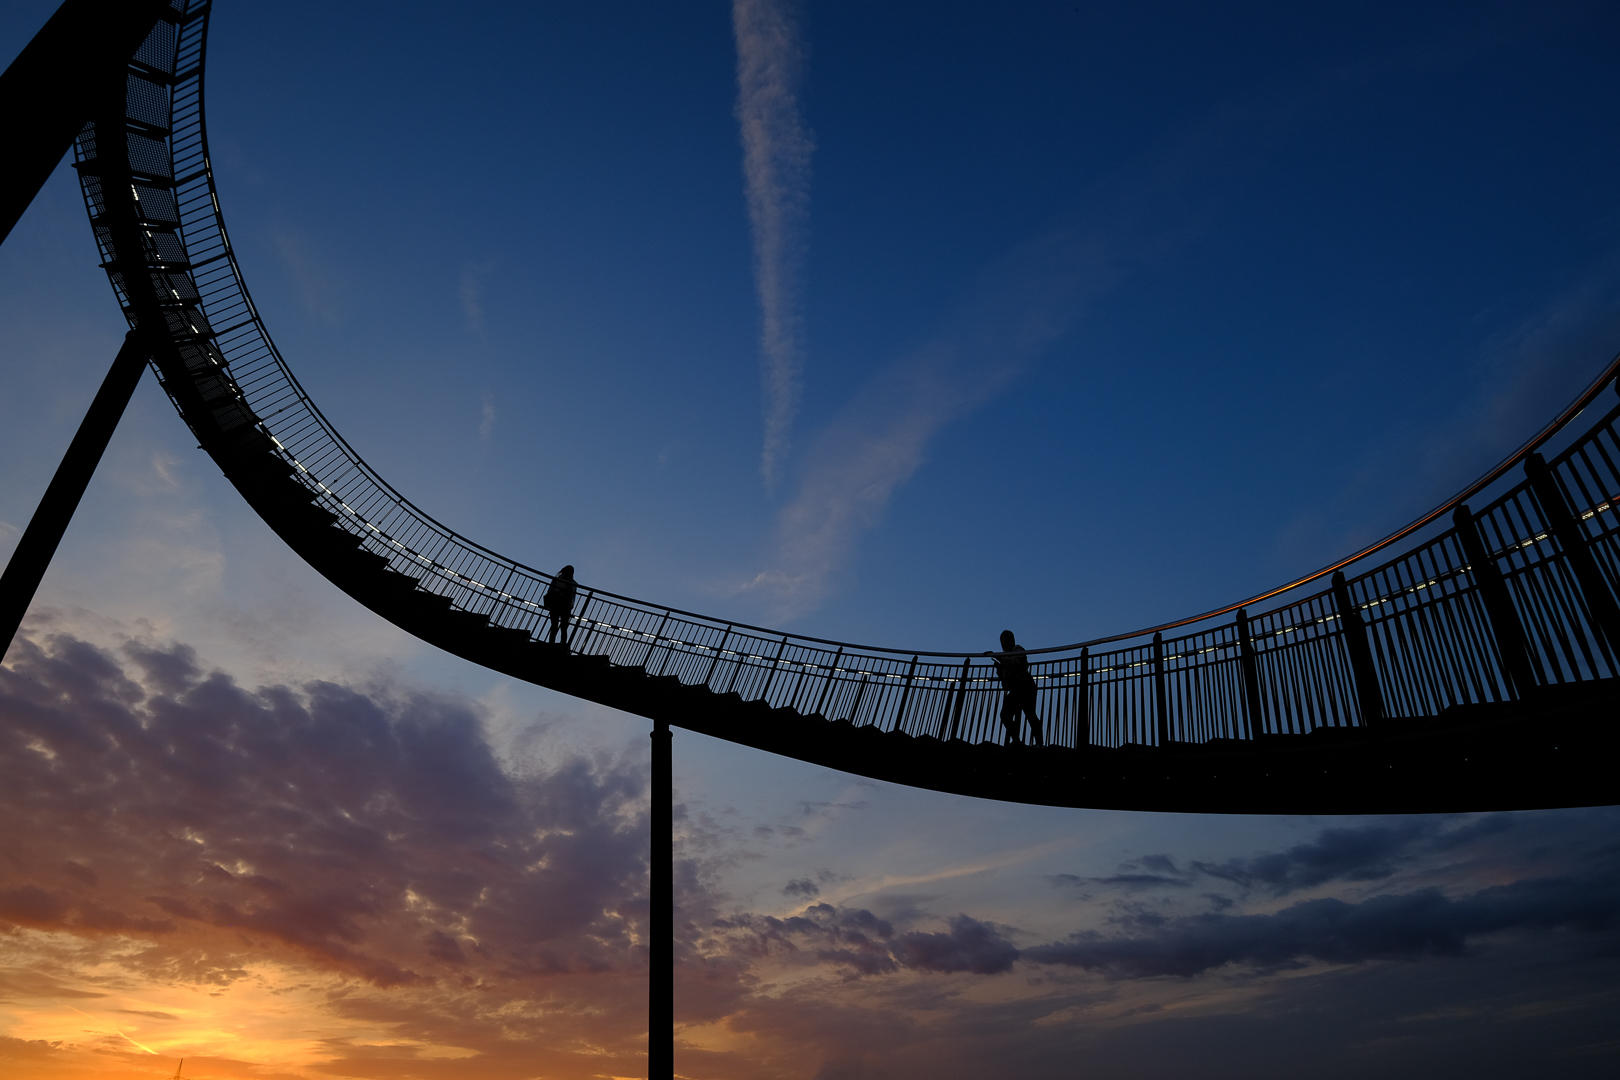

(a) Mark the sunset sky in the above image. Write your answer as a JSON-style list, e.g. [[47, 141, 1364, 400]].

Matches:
[[4, 1, 1620, 1077]]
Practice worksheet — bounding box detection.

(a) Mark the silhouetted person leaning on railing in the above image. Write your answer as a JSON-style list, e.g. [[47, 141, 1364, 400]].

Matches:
[[543, 564, 577, 648], [986, 630, 1044, 747]]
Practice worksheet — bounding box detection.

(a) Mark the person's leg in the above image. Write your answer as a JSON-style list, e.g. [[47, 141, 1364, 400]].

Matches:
[[1019, 689, 1043, 746], [1000, 694, 1022, 744]]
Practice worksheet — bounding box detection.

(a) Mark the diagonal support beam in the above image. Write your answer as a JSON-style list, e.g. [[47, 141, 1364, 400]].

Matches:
[[0, 331, 151, 659]]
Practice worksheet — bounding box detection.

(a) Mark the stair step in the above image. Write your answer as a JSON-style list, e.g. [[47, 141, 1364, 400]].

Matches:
[[444, 610, 490, 632], [488, 625, 532, 647], [407, 591, 453, 612], [375, 569, 422, 591]]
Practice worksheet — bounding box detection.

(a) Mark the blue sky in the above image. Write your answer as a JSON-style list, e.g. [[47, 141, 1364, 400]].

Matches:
[[2, 1, 1619, 1077]]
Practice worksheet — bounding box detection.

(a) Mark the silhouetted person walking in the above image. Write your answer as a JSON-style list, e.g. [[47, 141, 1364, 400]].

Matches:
[[986, 629, 1044, 747], [543, 564, 577, 647]]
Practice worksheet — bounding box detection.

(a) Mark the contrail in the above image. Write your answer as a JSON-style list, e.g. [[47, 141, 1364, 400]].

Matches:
[[733, 0, 814, 492], [740, 103, 1289, 621]]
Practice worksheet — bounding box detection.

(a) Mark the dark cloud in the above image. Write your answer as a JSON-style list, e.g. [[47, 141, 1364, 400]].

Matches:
[[1025, 849, 1620, 978], [711, 903, 1020, 979], [0, 631, 649, 991], [6, 629, 1619, 1080], [1061, 818, 1534, 899], [1192, 821, 1439, 894], [783, 877, 821, 898], [891, 915, 1020, 975]]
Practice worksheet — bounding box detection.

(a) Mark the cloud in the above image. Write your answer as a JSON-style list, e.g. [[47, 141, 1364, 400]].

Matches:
[[1192, 821, 1441, 895], [740, 104, 1281, 620], [733, 0, 815, 491], [890, 915, 1020, 975], [460, 258, 497, 339], [1275, 273, 1620, 567], [783, 877, 821, 898], [5, 627, 1618, 1079], [1054, 819, 1524, 898], [479, 389, 497, 445], [270, 225, 347, 325], [0, 628, 654, 1073], [1024, 854, 1620, 979], [711, 901, 1024, 980]]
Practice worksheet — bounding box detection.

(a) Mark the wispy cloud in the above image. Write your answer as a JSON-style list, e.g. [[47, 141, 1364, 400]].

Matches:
[[733, 0, 814, 492], [479, 390, 497, 446], [741, 107, 1274, 619], [270, 225, 347, 325], [459, 259, 496, 339]]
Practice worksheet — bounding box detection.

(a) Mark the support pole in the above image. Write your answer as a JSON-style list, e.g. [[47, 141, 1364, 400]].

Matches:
[[1077, 647, 1091, 749], [0, 331, 149, 660], [1453, 502, 1538, 697], [1152, 632, 1169, 746], [648, 720, 672, 1080], [1330, 571, 1386, 727], [1236, 608, 1263, 740], [1523, 452, 1620, 654]]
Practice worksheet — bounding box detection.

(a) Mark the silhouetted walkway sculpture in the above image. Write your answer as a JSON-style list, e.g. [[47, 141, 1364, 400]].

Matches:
[[987, 631, 1044, 747], [19, 0, 1617, 817], [543, 564, 577, 647]]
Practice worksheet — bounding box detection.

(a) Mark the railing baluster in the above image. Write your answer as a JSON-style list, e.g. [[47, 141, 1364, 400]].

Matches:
[[1077, 647, 1091, 748], [848, 673, 870, 724], [703, 626, 732, 688], [893, 654, 919, 734], [1236, 609, 1262, 739], [812, 646, 843, 719], [944, 656, 971, 741], [638, 611, 671, 670], [1152, 632, 1168, 746], [758, 636, 790, 703]]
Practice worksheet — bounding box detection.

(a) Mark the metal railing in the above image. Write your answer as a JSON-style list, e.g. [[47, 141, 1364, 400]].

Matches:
[[77, 0, 1620, 754]]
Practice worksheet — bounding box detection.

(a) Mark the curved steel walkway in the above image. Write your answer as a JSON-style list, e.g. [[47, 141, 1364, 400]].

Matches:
[[78, 0, 1619, 813]]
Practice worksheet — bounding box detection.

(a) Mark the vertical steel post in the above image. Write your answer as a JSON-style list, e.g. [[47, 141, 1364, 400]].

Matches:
[[812, 646, 843, 719], [757, 636, 790, 702], [564, 590, 593, 652], [1077, 647, 1091, 748], [1524, 452, 1620, 654], [893, 654, 919, 733], [1453, 502, 1538, 697], [847, 673, 870, 724], [648, 720, 672, 1080], [702, 626, 732, 687], [1235, 608, 1263, 740], [1152, 632, 1169, 746], [1330, 571, 1385, 726], [945, 656, 972, 741], [638, 611, 671, 669], [0, 331, 150, 660]]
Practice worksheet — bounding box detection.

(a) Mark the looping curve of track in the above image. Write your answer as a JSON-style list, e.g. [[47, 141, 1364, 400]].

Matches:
[[77, 0, 1620, 813]]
